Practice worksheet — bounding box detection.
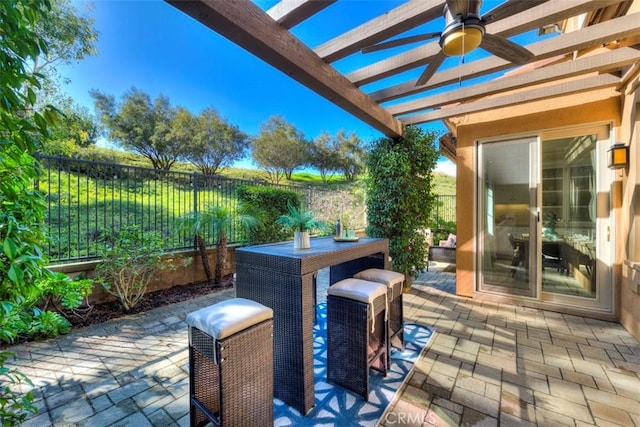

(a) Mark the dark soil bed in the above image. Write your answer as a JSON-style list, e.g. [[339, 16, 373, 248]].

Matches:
[[1, 276, 234, 348], [67, 275, 234, 328]]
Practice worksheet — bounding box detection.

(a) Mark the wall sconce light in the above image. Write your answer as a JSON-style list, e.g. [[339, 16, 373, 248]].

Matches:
[[607, 143, 628, 169]]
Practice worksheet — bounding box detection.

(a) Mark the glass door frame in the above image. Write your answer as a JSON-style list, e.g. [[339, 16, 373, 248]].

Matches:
[[476, 125, 615, 315], [476, 136, 539, 298], [538, 125, 614, 313]]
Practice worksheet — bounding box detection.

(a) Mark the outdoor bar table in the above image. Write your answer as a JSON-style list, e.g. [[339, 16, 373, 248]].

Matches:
[[235, 236, 390, 415]]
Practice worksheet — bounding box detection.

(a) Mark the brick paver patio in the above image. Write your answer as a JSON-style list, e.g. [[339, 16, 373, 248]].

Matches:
[[6, 262, 640, 426]]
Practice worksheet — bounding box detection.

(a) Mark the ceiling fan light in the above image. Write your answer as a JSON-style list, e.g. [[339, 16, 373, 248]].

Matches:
[[442, 26, 483, 56]]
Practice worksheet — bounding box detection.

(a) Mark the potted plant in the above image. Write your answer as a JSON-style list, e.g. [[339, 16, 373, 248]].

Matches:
[[276, 202, 322, 249]]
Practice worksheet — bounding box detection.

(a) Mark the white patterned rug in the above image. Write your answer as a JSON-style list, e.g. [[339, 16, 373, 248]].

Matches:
[[274, 302, 434, 426]]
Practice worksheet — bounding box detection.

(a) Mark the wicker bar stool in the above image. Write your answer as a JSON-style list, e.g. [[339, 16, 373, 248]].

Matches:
[[327, 278, 388, 400], [354, 268, 405, 360], [186, 298, 273, 427]]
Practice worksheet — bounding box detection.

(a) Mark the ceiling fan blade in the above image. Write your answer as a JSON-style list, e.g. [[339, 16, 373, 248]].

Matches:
[[481, 0, 549, 23], [446, 0, 470, 17], [481, 32, 533, 65], [361, 33, 440, 54], [416, 51, 446, 86]]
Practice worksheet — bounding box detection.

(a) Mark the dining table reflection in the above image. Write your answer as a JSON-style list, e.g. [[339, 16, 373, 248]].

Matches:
[[509, 233, 594, 282]]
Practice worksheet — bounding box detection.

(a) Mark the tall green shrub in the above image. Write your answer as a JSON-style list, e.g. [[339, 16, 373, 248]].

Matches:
[[0, 1, 65, 422], [236, 185, 301, 244], [365, 126, 439, 287]]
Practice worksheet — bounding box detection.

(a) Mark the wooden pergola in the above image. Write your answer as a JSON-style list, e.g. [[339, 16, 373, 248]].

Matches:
[[165, 0, 640, 142]]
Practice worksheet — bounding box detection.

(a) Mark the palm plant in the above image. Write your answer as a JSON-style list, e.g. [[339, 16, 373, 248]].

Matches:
[[276, 202, 322, 233], [176, 206, 259, 285]]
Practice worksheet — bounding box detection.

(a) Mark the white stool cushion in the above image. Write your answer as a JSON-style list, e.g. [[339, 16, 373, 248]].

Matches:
[[328, 278, 387, 303], [328, 278, 387, 332], [354, 268, 405, 287], [187, 298, 273, 341]]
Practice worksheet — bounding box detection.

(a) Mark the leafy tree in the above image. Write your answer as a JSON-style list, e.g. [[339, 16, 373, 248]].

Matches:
[[91, 87, 183, 170], [60, 103, 99, 147], [175, 107, 249, 175], [30, 0, 98, 107], [308, 131, 341, 183], [1, 0, 58, 422], [252, 116, 308, 183], [43, 102, 100, 155], [365, 126, 439, 288], [175, 208, 215, 287], [336, 129, 366, 181]]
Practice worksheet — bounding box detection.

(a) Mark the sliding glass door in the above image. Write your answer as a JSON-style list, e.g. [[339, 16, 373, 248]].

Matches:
[[541, 136, 597, 298], [478, 127, 613, 314], [478, 137, 537, 297]]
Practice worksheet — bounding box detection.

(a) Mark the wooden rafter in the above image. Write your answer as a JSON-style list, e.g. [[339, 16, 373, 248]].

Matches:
[[165, 0, 403, 138], [348, 0, 625, 86], [313, 0, 445, 63], [389, 47, 640, 116], [167, 0, 640, 139], [371, 11, 640, 103], [267, 0, 335, 29], [402, 74, 620, 125]]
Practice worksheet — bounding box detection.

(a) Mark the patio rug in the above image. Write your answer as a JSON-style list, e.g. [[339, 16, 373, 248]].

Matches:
[[274, 302, 434, 426]]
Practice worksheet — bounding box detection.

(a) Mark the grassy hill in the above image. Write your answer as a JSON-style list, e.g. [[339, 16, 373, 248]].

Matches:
[[40, 148, 456, 262], [74, 146, 456, 194], [431, 173, 456, 195]]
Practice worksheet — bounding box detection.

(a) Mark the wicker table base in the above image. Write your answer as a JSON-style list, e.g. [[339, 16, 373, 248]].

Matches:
[[235, 237, 389, 415]]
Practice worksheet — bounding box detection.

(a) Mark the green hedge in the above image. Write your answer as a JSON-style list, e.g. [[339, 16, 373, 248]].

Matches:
[[236, 185, 301, 244]]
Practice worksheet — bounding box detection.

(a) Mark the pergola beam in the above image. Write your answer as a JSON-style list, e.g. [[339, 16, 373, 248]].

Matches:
[[166, 0, 403, 138], [371, 11, 640, 102], [313, 0, 445, 63], [348, 0, 625, 86], [402, 74, 620, 125], [267, 0, 335, 29], [389, 47, 640, 116]]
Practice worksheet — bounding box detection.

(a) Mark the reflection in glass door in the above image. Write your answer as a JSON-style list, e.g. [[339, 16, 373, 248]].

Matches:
[[478, 128, 612, 314], [478, 138, 537, 297], [541, 136, 597, 298]]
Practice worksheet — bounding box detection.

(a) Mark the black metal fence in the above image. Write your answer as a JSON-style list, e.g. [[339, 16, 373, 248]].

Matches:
[[35, 155, 369, 264], [36, 154, 455, 264], [433, 194, 456, 226]]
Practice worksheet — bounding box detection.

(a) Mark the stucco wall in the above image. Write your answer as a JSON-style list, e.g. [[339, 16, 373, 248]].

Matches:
[[619, 90, 640, 341], [454, 95, 621, 301]]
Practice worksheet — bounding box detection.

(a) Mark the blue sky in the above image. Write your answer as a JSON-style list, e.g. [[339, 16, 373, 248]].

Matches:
[[59, 0, 541, 177]]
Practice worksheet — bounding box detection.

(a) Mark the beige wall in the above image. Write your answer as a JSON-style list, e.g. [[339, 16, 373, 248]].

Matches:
[[619, 89, 640, 340], [455, 91, 640, 340], [456, 95, 620, 296], [447, 0, 640, 339]]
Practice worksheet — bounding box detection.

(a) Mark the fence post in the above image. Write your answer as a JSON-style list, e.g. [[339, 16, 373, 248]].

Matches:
[[193, 173, 199, 215]]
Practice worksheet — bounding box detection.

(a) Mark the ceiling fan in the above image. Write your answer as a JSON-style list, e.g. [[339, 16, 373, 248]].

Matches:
[[362, 0, 544, 86]]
